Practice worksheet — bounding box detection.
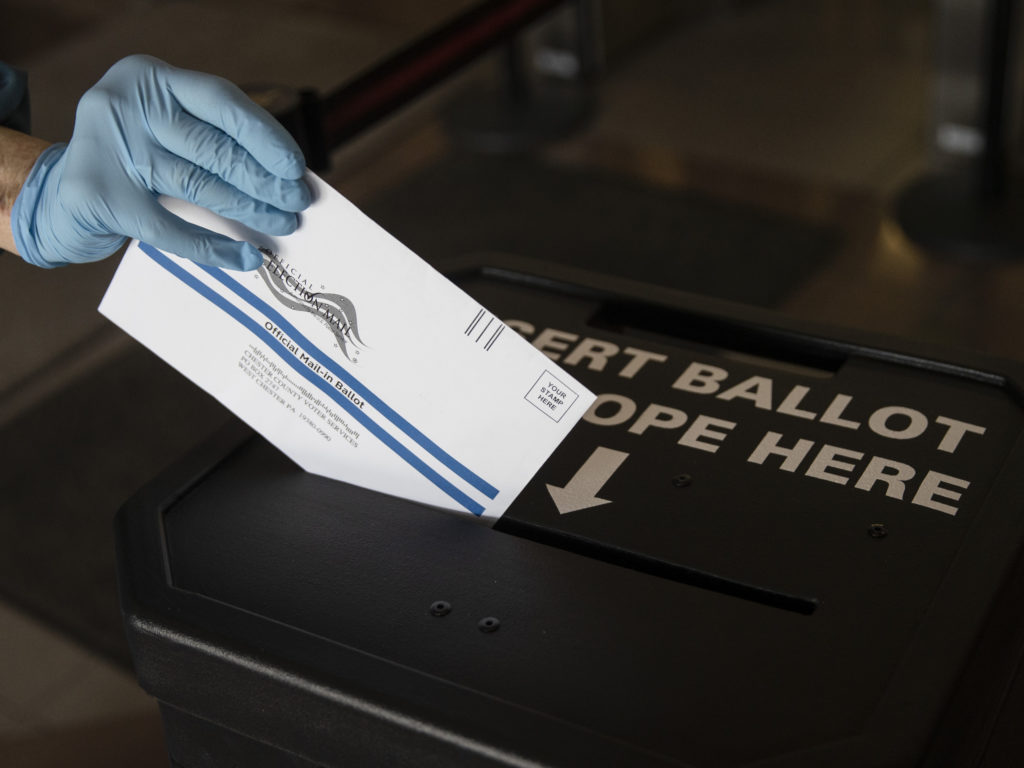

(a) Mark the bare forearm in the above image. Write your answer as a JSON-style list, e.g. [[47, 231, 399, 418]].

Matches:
[[0, 126, 51, 255]]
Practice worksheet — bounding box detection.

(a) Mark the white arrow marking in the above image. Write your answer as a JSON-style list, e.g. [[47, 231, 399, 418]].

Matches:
[[546, 446, 629, 515]]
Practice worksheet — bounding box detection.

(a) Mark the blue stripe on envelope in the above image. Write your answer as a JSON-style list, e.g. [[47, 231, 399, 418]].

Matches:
[[139, 243, 486, 516], [196, 260, 499, 500]]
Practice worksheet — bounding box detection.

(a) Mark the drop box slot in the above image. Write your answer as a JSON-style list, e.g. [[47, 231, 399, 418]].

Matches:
[[494, 516, 818, 615]]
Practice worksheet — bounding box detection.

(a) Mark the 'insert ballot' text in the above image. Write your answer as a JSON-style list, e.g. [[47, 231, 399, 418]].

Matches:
[[511, 322, 993, 517]]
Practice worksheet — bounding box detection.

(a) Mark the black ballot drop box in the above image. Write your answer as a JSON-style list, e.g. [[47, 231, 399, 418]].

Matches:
[[116, 255, 1024, 768]]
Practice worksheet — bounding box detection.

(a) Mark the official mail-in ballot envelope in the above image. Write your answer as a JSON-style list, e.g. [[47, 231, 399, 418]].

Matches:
[[99, 173, 595, 519]]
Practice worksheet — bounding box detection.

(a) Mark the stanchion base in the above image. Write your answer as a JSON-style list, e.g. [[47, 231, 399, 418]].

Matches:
[[896, 172, 1024, 260]]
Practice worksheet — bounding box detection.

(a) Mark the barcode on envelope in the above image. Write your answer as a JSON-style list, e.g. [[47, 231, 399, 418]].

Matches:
[[465, 308, 505, 351]]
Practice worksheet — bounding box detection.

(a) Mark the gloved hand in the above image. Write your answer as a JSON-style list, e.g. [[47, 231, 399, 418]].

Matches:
[[12, 55, 311, 270]]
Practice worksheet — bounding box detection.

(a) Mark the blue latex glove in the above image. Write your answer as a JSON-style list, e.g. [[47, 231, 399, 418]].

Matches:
[[12, 55, 311, 270]]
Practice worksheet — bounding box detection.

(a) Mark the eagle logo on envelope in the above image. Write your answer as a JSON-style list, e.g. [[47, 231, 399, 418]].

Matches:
[[257, 247, 365, 361]]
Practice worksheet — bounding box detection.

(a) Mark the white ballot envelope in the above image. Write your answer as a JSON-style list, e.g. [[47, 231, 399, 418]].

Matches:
[[99, 173, 595, 519]]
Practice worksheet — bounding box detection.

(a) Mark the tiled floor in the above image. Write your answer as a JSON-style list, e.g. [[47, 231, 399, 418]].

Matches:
[[0, 602, 165, 766]]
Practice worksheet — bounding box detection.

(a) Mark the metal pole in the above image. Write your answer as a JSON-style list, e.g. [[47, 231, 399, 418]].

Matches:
[[318, 0, 568, 151], [978, 0, 1015, 198]]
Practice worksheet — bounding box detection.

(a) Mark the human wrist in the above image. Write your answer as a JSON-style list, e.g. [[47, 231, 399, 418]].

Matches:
[[8, 141, 70, 266], [9, 141, 124, 268], [0, 127, 51, 256]]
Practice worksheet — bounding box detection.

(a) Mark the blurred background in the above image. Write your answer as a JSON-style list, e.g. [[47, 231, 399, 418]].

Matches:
[[2, 0, 1024, 765]]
